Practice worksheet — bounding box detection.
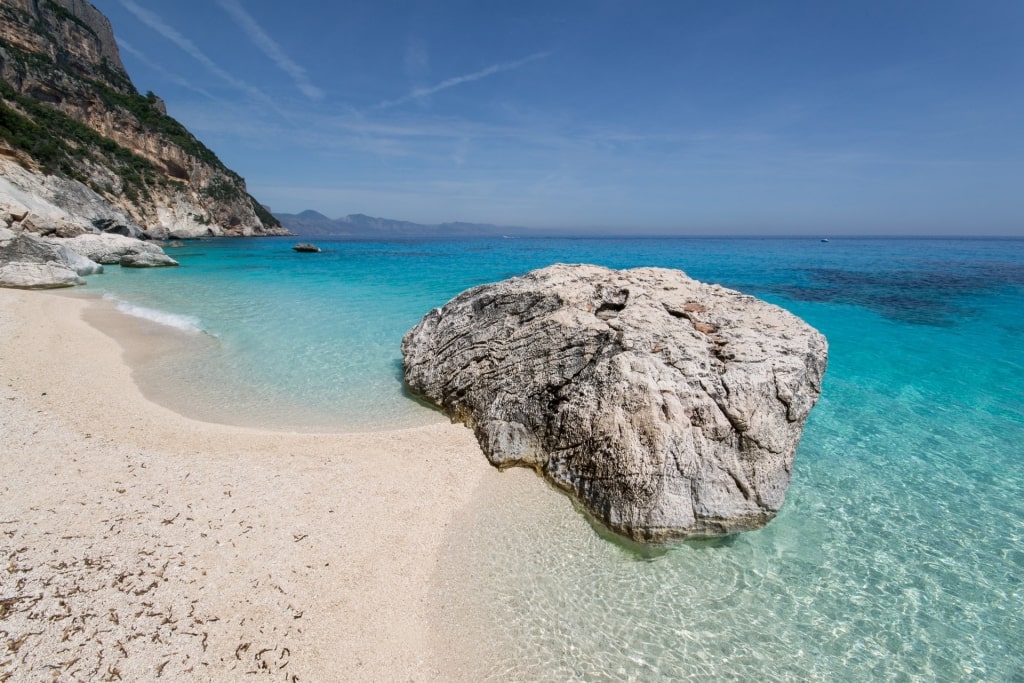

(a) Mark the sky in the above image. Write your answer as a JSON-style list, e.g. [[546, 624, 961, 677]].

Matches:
[[89, 0, 1024, 235]]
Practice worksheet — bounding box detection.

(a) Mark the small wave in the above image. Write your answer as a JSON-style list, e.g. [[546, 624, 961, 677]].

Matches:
[[104, 295, 204, 333]]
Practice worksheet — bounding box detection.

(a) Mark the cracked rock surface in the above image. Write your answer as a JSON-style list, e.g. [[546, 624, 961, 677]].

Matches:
[[402, 264, 828, 542]]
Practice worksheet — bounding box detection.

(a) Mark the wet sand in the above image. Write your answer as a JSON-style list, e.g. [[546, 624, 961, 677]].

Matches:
[[0, 288, 502, 681]]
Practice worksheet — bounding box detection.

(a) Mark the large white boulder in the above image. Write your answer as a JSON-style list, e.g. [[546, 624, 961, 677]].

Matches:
[[61, 233, 177, 267], [0, 231, 91, 288], [0, 261, 84, 288], [403, 264, 828, 542]]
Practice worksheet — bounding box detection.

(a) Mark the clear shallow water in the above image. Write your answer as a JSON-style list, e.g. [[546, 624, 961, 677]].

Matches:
[[86, 237, 1024, 679]]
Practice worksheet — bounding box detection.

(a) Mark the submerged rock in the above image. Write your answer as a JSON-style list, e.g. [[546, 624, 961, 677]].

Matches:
[[402, 264, 828, 543]]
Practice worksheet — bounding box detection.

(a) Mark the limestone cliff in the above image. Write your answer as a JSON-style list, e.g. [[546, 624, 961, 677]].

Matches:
[[0, 0, 288, 238]]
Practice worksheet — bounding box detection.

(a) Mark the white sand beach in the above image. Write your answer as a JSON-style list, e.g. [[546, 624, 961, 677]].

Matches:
[[0, 288, 503, 681]]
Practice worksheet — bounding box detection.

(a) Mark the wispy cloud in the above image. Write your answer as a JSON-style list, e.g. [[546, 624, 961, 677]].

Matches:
[[404, 39, 430, 79], [375, 51, 551, 109], [116, 38, 219, 101], [117, 0, 272, 105], [214, 0, 324, 100]]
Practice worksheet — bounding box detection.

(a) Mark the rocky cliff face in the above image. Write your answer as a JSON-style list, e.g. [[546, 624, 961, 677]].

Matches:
[[0, 0, 287, 238]]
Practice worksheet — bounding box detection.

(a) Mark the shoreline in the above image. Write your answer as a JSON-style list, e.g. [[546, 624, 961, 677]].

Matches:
[[73, 289, 443, 434], [0, 287, 500, 681]]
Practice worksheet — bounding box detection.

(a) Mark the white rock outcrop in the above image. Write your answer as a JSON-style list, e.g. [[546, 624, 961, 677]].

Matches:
[[119, 251, 177, 268], [402, 264, 828, 542], [0, 261, 83, 288], [58, 245, 105, 276], [60, 233, 177, 267], [0, 159, 143, 238], [0, 228, 174, 289], [0, 230, 90, 288]]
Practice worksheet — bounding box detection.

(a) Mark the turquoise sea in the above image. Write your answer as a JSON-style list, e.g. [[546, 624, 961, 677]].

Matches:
[[87, 237, 1023, 681]]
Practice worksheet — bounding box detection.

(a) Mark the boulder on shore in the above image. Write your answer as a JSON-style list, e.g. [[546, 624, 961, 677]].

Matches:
[[53, 241, 104, 276], [61, 233, 177, 267], [0, 230, 94, 288], [0, 261, 83, 289], [402, 264, 828, 543], [0, 229, 177, 289]]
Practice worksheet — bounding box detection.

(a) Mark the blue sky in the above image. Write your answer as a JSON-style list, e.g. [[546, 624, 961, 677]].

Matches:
[[90, 1, 1024, 235]]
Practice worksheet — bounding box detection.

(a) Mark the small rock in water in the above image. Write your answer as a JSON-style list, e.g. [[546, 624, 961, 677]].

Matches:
[[292, 243, 321, 253], [119, 251, 178, 267], [402, 264, 828, 543]]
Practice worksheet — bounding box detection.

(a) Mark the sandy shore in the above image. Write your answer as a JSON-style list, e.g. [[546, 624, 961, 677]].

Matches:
[[0, 288, 499, 681]]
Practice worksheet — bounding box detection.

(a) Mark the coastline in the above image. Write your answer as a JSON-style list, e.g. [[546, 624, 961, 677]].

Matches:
[[75, 290, 445, 434], [0, 288, 499, 681]]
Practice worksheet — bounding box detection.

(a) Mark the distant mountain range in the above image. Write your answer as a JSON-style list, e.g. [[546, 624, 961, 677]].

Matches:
[[274, 210, 531, 238]]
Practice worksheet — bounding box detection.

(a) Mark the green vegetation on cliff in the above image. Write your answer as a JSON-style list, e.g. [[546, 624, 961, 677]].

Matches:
[[42, 0, 97, 38], [0, 38, 235, 177], [90, 83, 232, 174], [250, 197, 278, 228], [0, 26, 281, 230], [0, 80, 165, 202]]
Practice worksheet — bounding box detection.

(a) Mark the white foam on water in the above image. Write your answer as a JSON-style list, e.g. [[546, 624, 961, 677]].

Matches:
[[104, 294, 204, 334]]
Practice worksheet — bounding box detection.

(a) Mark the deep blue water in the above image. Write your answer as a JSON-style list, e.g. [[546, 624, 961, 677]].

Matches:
[[85, 236, 1023, 680]]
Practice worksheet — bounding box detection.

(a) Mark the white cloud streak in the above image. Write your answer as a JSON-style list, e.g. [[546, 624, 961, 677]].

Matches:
[[116, 38, 219, 101], [214, 0, 324, 100], [117, 0, 273, 105], [375, 51, 551, 109]]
